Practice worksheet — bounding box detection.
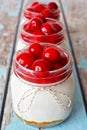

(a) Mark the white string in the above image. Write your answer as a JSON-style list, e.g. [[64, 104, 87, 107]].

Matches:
[[17, 85, 72, 115]]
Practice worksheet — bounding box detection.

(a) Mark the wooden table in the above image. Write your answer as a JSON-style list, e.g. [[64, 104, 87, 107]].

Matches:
[[0, 0, 87, 130]]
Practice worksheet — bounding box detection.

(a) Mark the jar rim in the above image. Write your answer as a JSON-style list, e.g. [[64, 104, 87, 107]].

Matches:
[[24, 2, 60, 17], [20, 18, 64, 37], [14, 43, 72, 84], [14, 43, 72, 74]]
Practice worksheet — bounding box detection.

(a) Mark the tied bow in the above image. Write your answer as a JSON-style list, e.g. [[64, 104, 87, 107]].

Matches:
[[17, 86, 72, 114]]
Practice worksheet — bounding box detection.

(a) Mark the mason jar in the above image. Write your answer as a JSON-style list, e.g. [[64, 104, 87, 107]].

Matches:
[[21, 1, 60, 25], [16, 18, 65, 51], [11, 44, 75, 128]]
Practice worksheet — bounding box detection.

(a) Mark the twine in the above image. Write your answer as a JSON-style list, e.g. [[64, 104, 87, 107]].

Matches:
[[15, 70, 72, 117], [17, 85, 72, 114]]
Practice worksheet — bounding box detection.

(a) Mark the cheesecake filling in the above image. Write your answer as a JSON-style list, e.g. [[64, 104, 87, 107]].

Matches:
[[11, 72, 75, 124]]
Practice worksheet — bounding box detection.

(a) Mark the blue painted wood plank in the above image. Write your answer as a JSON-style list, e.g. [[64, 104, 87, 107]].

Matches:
[[78, 55, 87, 72], [0, 0, 22, 116], [61, 0, 87, 103]]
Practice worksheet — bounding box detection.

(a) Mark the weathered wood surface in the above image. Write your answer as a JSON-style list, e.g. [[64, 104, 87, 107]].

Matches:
[[0, 0, 22, 118], [0, 0, 39, 129], [61, 0, 87, 107], [0, 0, 87, 130]]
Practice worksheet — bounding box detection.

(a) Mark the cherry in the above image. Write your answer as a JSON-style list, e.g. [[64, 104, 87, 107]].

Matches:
[[34, 3, 46, 12], [23, 22, 31, 33], [31, 1, 39, 7], [59, 51, 68, 66], [41, 8, 52, 18], [48, 2, 58, 10], [52, 62, 63, 70], [52, 23, 62, 33], [42, 47, 61, 62], [29, 43, 43, 57], [32, 59, 51, 72], [41, 21, 54, 35], [32, 29, 44, 35], [36, 14, 44, 21], [16, 51, 35, 68], [29, 17, 42, 31]]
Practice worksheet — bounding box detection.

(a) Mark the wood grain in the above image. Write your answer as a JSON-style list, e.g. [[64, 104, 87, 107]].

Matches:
[[1, 0, 87, 130], [0, 0, 22, 118], [61, 0, 87, 107], [1, 0, 39, 129]]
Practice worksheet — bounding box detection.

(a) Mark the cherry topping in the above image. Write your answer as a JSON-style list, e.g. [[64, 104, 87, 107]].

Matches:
[[48, 2, 58, 10], [32, 29, 44, 35], [36, 14, 44, 21], [23, 22, 31, 33], [29, 43, 43, 57], [22, 19, 64, 44], [41, 21, 54, 35], [59, 51, 68, 66], [34, 3, 46, 12], [42, 47, 61, 62], [32, 59, 51, 72], [41, 8, 52, 18], [31, 1, 39, 7], [15, 43, 70, 84], [52, 23, 62, 33], [29, 17, 43, 31], [24, 1, 60, 20], [52, 62, 63, 70], [16, 51, 35, 68]]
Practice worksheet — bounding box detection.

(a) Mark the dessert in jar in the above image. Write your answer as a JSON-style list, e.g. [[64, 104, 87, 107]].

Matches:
[[11, 43, 75, 127], [22, 1, 60, 25], [16, 16, 64, 51]]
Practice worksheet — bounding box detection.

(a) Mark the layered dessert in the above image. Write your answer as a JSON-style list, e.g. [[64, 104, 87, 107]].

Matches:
[[22, 1, 60, 24], [11, 43, 75, 127], [16, 16, 64, 51]]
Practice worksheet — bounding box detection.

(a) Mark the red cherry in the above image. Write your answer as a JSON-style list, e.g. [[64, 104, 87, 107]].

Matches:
[[31, 1, 39, 7], [32, 59, 51, 72], [16, 51, 35, 68], [52, 11, 60, 19], [29, 43, 43, 57], [34, 3, 46, 12], [59, 51, 68, 66], [36, 14, 44, 21], [31, 30, 45, 43], [41, 8, 52, 18], [32, 29, 44, 35], [23, 22, 31, 33], [52, 62, 63, 70], [42, 47, 61, 62], [48, 2, 58, 10], [29, 17, 42, 31], [52, 23, 62, 33], [41, 21, 54, 35]]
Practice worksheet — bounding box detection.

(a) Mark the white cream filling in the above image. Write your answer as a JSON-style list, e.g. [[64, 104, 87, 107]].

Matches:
[[11, 72, 75, 123]]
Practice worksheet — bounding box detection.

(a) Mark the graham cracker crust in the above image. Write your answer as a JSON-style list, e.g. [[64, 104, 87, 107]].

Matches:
[[16, 113, 63, 127]]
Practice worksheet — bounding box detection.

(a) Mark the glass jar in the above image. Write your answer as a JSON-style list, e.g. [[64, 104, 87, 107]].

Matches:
[[16, 19, 65, 51], [11, 45, 75, 128], [21, 1, 60, 25]]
